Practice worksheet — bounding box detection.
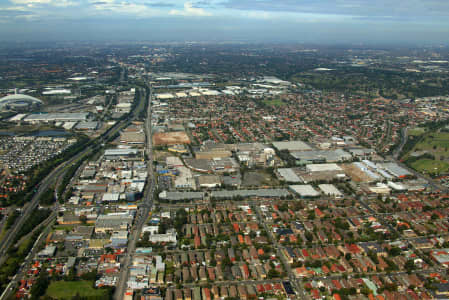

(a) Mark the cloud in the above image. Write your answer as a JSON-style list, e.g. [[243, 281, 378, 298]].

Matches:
[[9, 0, 52, 4], [221, 0, 449, 19], [170, 2, 212, 16], [89, 0, 165, 18], [0, 7, 31, 16], [9, 0, 75, 7], [146, 3, 174, 8]]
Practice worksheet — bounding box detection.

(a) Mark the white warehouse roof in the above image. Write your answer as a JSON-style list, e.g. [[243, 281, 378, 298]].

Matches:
[[306, 163, 343, 172]]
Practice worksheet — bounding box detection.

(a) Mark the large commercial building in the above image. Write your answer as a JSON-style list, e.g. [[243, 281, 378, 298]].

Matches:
[[24, 113, 89, 123], [0, 94, 42, 110]]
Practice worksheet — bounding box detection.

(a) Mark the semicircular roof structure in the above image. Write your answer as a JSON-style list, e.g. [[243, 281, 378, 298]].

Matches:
[[0, 94, 43, 107]]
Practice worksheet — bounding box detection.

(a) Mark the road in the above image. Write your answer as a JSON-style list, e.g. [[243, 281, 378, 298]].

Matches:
[[386, 126, 448, 192], [114, 83, 155, 300], [0, 213, 56, 300], [393, 127, 408, 160], [0, 115, 128, 267], [253, 204, 308, 300], [0, 85, 147, 294], [0, 148, 87, 267]]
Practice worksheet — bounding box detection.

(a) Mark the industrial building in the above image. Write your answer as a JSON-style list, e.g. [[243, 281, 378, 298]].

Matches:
[[211, 189, 290, 200], [318, 184, 343, 198], [289, 185, 321, 198], [24, 112, 90, 123], [276, 168, 302, 183], [272, 140, 312, 152], [158, 191, 205, 202], [290, 149, 352, 164], [306, 163, 343, 173]]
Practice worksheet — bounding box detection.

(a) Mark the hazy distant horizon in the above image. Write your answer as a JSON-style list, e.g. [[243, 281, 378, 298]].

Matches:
[[1, 0, 449, 45]]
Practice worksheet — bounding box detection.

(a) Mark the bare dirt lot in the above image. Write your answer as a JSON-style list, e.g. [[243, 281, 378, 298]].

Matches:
[[340, 163, 372, 182], [153, 131, 191, 146]]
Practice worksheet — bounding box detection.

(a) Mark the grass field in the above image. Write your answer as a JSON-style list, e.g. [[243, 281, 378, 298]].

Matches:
[[417, 132, 449, 150], [263, 99, 285, 107], [46, 281, 108, 299], [403, 131, 449, 175], [52, 225, 75, 231], [410, 159, 449, 174], [408, 127, 426, 136]]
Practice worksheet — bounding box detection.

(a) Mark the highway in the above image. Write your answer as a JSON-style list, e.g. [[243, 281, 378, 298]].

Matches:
[[0, 214, 56, 300], [0, 147, 90, 267], [0, 86, 147, 297], [114, 83, 155, 300]]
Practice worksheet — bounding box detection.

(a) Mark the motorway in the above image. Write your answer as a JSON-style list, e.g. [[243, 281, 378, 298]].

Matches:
[[114, 84, 155, 300], [0, 146, 91, 267], [0, 86, 147, 297], [0, 85, 148, 264], [0, 214, 56, 300]]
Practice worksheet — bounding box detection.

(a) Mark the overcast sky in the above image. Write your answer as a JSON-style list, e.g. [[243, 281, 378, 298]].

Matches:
[[1, 0, 449, 44]]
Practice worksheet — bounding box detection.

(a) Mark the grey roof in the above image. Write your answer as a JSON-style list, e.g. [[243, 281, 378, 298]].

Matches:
[[290, 149, 352, 162], [104, 148, 139, 156], [380, 162, 412, 178], [289, 185, 321, 197], [95, 214, 133, 228], [75, 121, 99, 130], [24, 113, 89, 121], [277, 168, 302, 183], [159, 191, 205, 201], [272, 140, 312, 151], [211, 189, 289, 199], [318, 184, 343, 197]]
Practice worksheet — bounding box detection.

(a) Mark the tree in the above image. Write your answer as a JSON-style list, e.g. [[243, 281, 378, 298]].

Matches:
[[79, 215, 87, 224], [267, 269, 280, 279], [405, 259, 415, 272], [388, 246, 401, 257], [30, 270, 49, 300]]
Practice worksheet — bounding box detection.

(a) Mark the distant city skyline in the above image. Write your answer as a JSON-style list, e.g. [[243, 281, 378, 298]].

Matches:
[[1, 0, 449, 44]]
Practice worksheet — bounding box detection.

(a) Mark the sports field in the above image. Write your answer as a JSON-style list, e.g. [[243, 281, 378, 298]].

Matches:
[[46, 281, 108, 299]]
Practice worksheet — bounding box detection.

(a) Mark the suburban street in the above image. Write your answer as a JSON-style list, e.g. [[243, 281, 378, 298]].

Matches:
[[254, 204, 308, 300]]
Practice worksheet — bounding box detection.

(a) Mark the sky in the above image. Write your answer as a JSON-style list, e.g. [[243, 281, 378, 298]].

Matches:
[[1, 0, 449, 44]]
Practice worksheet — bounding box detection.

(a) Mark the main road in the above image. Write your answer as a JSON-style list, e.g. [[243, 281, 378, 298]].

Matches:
[[387, 126, 448, 192], [0, 86, 146, 272], [114, 83, 155, 300]]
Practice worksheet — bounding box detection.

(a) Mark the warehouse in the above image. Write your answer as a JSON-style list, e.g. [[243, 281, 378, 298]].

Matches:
[[24, 112, 90, 123], [211, 189, 289, 200], [102, 193, 120, 202], [197, 175, 221, 188], [291, 149, 352, 164], [277, 168, 302, 183], [272, 140, 312, 152], [158, 191, 205, 202], [75, 121, 99, 131], [318, 184, 343, 198], [289, 185, 320, 198], [95, 214, 134, 233], [104, 149, 140, 160], [306, 163, 342, 173], [120, 131, 145, 144], [380, 162, 413, 178]]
